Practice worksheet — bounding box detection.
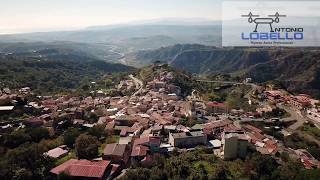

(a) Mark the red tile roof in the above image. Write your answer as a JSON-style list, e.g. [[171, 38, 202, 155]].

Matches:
[[302, 159, 315, 169], [224, 124, 242, 132], [247, 132, 265, 143], [266, 143, 277, 154], [50, 159, 110, 178], [131, 145, 149, 157], [265, 139, 277, 145], [103, 143, 127, 157], [130, 136, 160, 157], [133, 136, 160, 147], [207, 102, 226, 108], [50, 159, 78, 175], [243, 124, 263, 134], [203, 120, 232, 135]]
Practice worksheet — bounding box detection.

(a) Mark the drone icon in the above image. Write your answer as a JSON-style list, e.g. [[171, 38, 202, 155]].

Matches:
[[242, 12, 286, 32]]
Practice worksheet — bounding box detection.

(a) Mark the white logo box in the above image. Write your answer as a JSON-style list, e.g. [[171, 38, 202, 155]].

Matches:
[[222, 1, 320, 47]]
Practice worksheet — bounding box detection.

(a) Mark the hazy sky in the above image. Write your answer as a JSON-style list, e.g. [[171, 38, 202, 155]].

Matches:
[[0, 0, 222, 34]]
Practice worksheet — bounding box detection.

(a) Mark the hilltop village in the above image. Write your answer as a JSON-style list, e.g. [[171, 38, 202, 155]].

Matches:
[[0, 65, 319, 179]]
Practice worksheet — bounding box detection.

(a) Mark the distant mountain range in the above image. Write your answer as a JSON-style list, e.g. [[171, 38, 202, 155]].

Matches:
[[128, 44, 320, 97], [0, 23, 221, 51], [0, 19, 319, 97], [0, 21, 222, 63], [0, 41, 125, 63]]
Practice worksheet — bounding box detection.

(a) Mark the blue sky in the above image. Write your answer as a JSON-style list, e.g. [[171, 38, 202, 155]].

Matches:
[[0, 0, 222, 34]]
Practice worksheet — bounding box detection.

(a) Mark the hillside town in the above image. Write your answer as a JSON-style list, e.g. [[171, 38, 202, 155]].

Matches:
[[0, 65, 320, 179]]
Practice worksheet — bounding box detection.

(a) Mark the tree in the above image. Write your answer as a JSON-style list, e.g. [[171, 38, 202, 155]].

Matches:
[[280, 152, 290, 162], [122, 168, 151, 180], [271, 159, 303, 180], [3, 130, 31, 148], [88, 124, 106, 139], [63, 128, 80, 147], [86, 113, 98, 123], [245, 153, 278, 179], [75, 134, 99, 159], [4, 143, 54, 179], [12, 168, 33, 180], [296, 169, 320, 180], [26, 127, 50, 143], [58, 172, 75, 180], [81, 84, 90, 91]]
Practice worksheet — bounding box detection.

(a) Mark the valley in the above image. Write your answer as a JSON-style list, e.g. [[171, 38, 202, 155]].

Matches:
[[1, 1, 320, 179]]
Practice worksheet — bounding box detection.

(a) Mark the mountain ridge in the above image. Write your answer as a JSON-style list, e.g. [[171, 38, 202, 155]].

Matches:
[[129, 44, 320, 97]]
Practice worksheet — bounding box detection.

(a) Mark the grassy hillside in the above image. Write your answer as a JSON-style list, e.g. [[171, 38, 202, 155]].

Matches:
[[0, 51, 134, 94]]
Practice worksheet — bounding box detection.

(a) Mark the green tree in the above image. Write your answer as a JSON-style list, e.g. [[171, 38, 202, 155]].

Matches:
[[75, 134, 99, 159], [280, 152, 290, 162], [88, 124, 106, 139], [63, 128, 80, 147], [296, 169, 320, 180], [245, 153, 278, 179], [272, 160, 303, 180], [3, 130, 31, 148], [26, 127, 50, 143], [58, 172, 75, 180], [12, 168, 33, 180], [5, 143, 54, 179], [122, 168, 151, 180]]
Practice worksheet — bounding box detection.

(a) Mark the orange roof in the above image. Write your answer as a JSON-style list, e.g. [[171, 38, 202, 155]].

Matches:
[[266, 143, 277, 153], [207, 102, 226, 108], [293, 95, 311, 104], [133, 136, 160, 147], [243, 124, 263, 134], [50, 159, 110, 178], [131, 145, 149, 157], [303, 159, 315, 169], [265, 139, 277, 145], [204, 120, 232, 130]]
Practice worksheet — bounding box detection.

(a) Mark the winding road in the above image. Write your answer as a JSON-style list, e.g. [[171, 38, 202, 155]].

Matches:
[[277, 104, 308, 131], [128, 74, 143, 96]]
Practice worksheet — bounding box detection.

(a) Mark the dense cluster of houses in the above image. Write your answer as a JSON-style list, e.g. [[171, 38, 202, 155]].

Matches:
[[1, 69, 320, 179], [264, 90, 313, 110], [0, 87, 30, 115]]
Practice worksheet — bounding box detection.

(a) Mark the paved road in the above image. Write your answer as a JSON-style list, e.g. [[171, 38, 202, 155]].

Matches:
[[277, 104, 308, 131], [196, 79, 244, 85], [129, 74, 143, 96], [244, 83, 258, 101]]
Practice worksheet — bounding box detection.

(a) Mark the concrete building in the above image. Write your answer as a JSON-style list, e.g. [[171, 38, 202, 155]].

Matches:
[[222, 131, 249, 160], [169, 131, 207, 148]]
